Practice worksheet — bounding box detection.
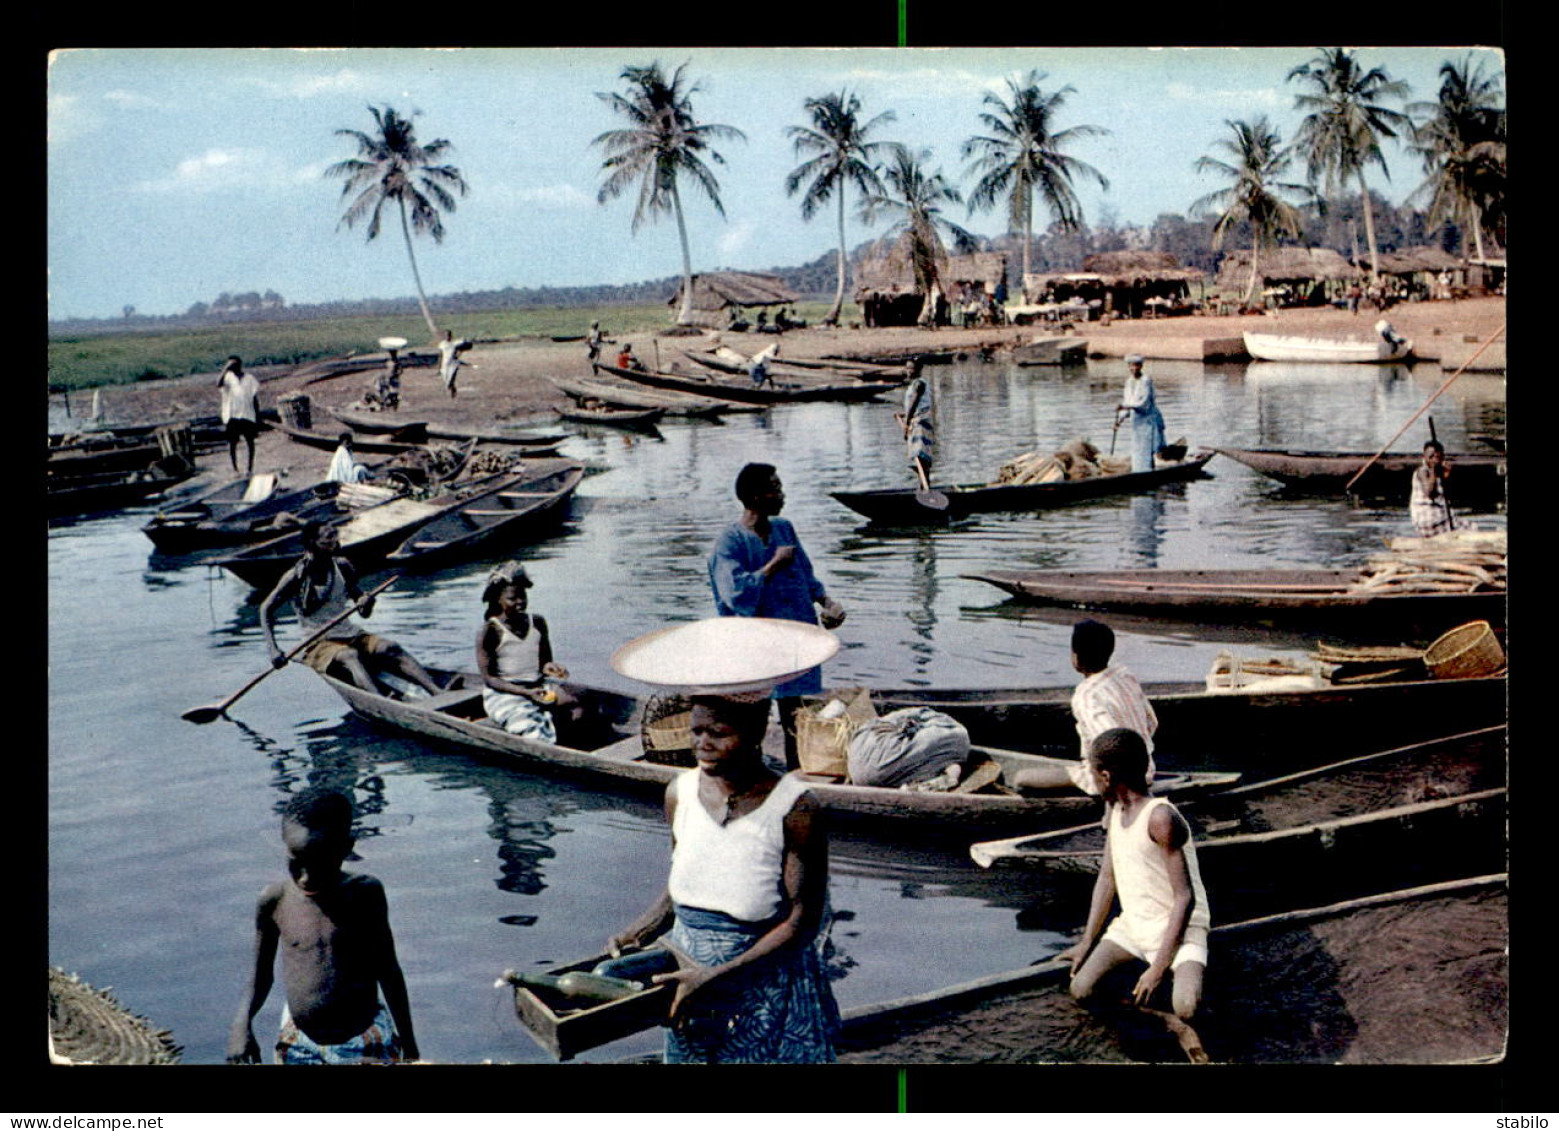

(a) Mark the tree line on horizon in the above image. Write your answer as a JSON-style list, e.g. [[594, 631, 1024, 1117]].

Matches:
[[57, 48, 1504, 333]]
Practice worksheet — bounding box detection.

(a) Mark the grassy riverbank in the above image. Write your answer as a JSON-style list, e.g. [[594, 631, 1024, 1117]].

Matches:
[[46, 301, 849, 392]]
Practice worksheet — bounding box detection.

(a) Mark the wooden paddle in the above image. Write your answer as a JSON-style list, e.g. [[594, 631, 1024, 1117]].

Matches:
[[913, 459, 950, 511], [181, 576, 399, 724]]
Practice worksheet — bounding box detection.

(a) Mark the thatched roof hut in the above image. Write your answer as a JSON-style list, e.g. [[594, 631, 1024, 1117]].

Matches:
[[1080, 250, 1206, 286], [853, 236, 1008, 326], [1216, 247, 1360, 291], [667, 272, 800, 327], [1367, 247, 1464, 275]]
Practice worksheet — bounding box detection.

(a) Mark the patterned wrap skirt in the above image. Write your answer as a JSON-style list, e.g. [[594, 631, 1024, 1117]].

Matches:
[[663, 904, 840, 1064]]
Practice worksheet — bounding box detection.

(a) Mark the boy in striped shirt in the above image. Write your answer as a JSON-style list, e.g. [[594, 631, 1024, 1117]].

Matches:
[[1015, 618, 1158, 794]]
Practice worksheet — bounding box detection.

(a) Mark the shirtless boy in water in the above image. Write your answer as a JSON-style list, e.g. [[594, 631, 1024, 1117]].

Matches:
[[227, 787, 420, 1064]]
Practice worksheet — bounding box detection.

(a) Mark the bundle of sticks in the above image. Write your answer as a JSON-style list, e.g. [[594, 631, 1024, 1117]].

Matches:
[[1349, 528, 1507, 594], [992, 438, 1131, 485]]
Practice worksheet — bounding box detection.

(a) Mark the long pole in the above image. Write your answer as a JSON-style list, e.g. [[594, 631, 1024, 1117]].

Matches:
[[1343, 322, 1505, 494]]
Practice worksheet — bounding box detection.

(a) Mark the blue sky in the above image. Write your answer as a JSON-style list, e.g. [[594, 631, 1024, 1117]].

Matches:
[[47, 45, 1503, 321]]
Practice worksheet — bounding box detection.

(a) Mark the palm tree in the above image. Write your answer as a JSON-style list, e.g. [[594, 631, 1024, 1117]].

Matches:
[[1190, 116, 1316, 307], [1287, 48, 1412, 280], [325, 105, 468, 339], [961, 71, 1110, 287], [783, 90, 896, 326], [858, 145, 975, 327], [1408, 54, 1506, 261], [593, 62, 746, 326]]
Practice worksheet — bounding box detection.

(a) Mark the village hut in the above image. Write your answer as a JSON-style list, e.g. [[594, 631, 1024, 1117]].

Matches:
[[1364, 247, 1467, 300], [853, 236, 1008, 327], [1019, 271, 1108, 320], [1215, 247, 1360, 308], [666, 271, 801, 329], [1078, 251, 1207, 319]]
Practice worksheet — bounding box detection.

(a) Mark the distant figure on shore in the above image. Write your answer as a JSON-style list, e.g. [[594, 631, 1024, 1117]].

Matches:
[[326, 433, 370, 485], [259, 520, 443, 698], [747, 343, 778, 387], [1410, 439, 1454, 536], [367, 347, 402, 410], [586, 321, 606, 363], [1375, 319, 1407, 354], [226, 786, 420, 1065], [1061, 728, 1211, 1064], [437, 331, 473, 399], [616, 344, 645, 372], [1116, 355, 1167, 473], [218, 356, 262, 476]]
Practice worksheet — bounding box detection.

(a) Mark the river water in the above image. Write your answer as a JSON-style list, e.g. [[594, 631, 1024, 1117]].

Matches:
[[46, 354, 1507, 1065]]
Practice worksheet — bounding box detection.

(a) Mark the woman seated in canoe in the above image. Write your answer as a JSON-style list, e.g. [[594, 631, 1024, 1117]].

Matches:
[[607, 688, 841, 1063], [475, 561, 572, 742]]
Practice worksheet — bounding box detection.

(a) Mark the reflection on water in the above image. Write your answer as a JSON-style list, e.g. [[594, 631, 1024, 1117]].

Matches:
[[47, 353, 1507, 1063]]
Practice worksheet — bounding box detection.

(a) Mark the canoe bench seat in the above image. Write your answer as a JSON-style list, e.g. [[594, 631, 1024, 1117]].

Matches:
[[498, 491, 553, 499]]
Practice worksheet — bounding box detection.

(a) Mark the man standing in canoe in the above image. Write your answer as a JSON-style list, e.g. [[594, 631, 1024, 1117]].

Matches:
[[708, 463, 846, 770], [1116, 356, 1166, 473], [217, 356, 262, 476], [895, 363, 936, 485]]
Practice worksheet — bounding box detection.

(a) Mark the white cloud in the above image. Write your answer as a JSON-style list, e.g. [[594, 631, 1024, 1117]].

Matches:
[[133, 147, 325, 195], [717, 220, 756, 259], [1165, 80, 1285, 112], [242, 65, 371, 100], [484, 183, 595, 209], [103, 89, 164, 110]]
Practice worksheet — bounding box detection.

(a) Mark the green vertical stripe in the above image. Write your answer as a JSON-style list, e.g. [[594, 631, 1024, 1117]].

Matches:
[[898, 1066, 908, 1111], [898, 0, 907, 46]]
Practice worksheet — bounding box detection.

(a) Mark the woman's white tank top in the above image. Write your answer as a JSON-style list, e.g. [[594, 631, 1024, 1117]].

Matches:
[[667, 770, 807, 923], [488, 616, 543, 683]]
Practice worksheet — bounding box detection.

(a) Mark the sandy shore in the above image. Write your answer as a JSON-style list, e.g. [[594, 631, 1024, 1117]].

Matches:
[[66, 295, 1505, 491]]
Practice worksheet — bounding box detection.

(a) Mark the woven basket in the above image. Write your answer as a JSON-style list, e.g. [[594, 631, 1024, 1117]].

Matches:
[[795, 687, 877, 779], [1424, 621, 1505, 679], [640, 694, 696, 767]]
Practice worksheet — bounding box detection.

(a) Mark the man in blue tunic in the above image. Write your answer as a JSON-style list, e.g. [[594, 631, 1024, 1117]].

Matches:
[[1116, 355, 1167, 473], [708, 463, 846, 769]]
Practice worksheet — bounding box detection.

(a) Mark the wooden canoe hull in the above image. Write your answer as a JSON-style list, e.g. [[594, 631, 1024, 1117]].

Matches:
[[383, 461, 584, 570], [857, 675, 1508, 773], [832, 453, 1216, 524], [1214, 447, 1506, 502], [558, 406, 665, 430], [1011, 337, 1089, 365], [552, 375, 743, 417], [48, 456, 198, 518], [970, 725, 1507, 868], [1243, 331, 1412, 362], [318, 670, 1240, 836], [213, 470, 518, 589], [838, 874, 1507, 1063], [595, 362, 895, 405], [965, 567, 1506, 636]]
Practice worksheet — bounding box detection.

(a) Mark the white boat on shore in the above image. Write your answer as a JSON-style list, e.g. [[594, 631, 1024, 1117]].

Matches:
[[1243, 329, 1412, 363]]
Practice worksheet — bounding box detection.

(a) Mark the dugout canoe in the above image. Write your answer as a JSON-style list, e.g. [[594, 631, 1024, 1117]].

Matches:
[[314, 669, 1240, 836], [595, 362, 896, 405], [212, 468, 525, 590], [681, 346, 898, 383], [841, 671, 1508, 772], [837, 873, 1507, 1064], [832, 452, 1215, 524], [970, 724, 1506, 872], [1243, 330, 1413, 363], [47, 453, 199, 518], [557, 404, 666, 430], [551, 375, 743, 418], [383, 461, 584, 570], [964, 567, 1506, 636], [1212, 447, 1507, 502], [140, 472, 401, 553]]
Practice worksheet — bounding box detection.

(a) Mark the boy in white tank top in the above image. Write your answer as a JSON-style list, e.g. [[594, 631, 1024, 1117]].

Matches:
[[1059, 727, 1211, 1063]]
